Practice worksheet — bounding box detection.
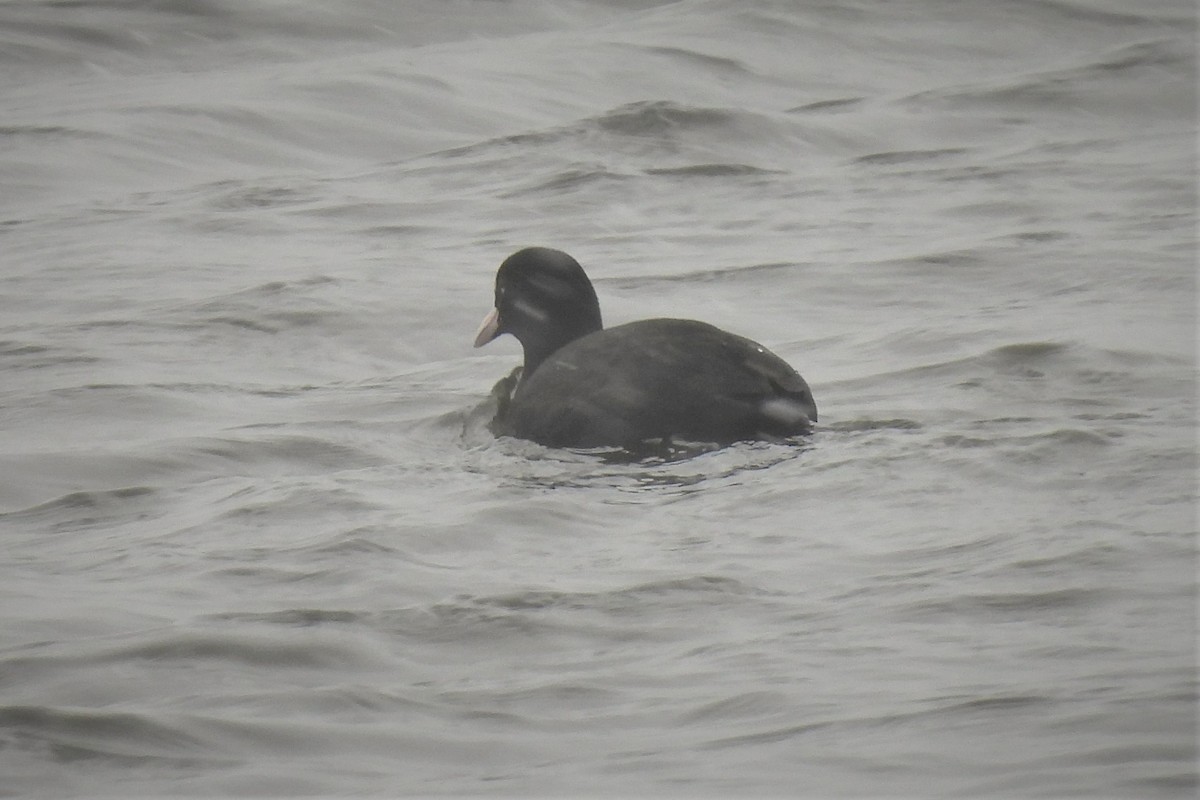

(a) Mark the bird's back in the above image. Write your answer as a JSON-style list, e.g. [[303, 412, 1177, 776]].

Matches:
[[500, 318, 816, 448]]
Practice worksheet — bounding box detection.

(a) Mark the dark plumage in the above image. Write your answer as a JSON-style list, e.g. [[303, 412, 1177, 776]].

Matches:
[[474, 247, 817, 448]]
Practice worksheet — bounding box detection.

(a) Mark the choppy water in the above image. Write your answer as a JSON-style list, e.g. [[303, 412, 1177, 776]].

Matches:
[[1, 0, 1196, 796]]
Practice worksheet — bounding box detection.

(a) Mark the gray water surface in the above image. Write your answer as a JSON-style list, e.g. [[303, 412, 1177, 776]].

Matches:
[[1, 1, 1196, 796]]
